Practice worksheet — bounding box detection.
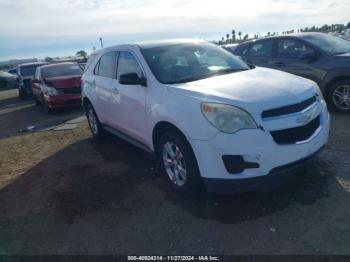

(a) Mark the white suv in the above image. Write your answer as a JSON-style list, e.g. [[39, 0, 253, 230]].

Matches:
[[82, 39, 330, 194]]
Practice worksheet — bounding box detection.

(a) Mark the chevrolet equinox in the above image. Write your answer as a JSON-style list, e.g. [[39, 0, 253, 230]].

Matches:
[[81, 39, 330, 194]]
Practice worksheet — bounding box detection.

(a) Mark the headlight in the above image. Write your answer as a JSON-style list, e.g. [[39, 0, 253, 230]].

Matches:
[[45, 86, 59, 96], [312, 83, 324, 102], [201, 103, 257, 133]]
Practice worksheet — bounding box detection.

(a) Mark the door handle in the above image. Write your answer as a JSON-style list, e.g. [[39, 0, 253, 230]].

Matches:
[[112, 87, 119, 94]]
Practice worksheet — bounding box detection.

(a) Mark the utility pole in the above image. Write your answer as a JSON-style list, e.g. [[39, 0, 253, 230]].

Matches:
[[99, 37, 103, 48]]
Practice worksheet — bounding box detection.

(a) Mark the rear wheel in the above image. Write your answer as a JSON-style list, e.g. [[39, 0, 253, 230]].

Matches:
[[86, 102, 106, 139], [327, 79, 350, 112], [158, 130, 202, 193]]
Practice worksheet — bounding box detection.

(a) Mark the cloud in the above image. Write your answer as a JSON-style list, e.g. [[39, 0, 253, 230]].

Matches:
[[0, 0, 349, 60]]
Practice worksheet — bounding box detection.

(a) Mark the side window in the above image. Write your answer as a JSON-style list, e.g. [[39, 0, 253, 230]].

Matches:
[[277, 39, 314, 58], [95, 52, 117, 78], [247, 41, 273, 57], [117, 51, 143, 79], [85, 54, 97, 72]]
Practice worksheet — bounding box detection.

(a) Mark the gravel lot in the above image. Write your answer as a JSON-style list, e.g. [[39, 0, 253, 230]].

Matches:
[[0, 88, 349, 255]]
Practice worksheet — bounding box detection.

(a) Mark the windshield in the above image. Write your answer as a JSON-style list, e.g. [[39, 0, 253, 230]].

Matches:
[[302, 34, 350, 55], [20, 66, 39, 77], [141, 42, 250, 84], [42, 64, 83, 79]]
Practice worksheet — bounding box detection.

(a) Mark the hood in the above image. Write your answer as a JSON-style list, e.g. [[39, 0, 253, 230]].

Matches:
[[44, 75, 81, 88], [168, 67, 318, 115]]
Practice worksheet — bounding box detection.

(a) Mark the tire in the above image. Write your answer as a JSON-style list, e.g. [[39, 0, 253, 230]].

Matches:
[[35, 97, 41, 106], [18, 89, 25, 99], [327, 79, 350, 113], [42, 96, 53, 114], [85, 102, 106, 139], [158, 130, 202, 194]]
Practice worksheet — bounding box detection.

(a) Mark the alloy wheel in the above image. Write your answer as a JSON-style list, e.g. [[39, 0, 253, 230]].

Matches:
[[88, 108, 98, 135], [162, 142, 187, 186], [332, 84, 350, 111]]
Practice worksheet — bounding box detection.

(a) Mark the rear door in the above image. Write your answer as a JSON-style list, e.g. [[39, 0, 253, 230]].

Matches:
[[93, 51, 119, 125], [243, 39, 275, 68], [273, 37, 320, 82]]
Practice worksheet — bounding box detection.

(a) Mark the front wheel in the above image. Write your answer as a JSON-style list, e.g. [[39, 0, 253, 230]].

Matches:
[[327, 79, 350, 113], [158, 130, 202, 194]]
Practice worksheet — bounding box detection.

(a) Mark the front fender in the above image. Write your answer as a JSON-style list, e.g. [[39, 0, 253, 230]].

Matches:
[[322, 68, 350, 91]]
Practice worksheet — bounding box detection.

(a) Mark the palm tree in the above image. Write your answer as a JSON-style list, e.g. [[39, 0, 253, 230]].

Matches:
[[231, 30, 236, 43]]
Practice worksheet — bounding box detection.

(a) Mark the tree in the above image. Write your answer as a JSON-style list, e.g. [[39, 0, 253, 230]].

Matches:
[[238, 31, 242, 40], [76, 50, 87, 59], [347, 22, 350, 29], [226, 34, 230, 43], [243, 34, 249, 41], [231, 30, 236, 43], [45, 57, 53, 62]]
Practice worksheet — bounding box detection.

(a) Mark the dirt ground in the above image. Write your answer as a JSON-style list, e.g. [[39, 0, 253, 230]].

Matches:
[[0, 88, 349, 255]]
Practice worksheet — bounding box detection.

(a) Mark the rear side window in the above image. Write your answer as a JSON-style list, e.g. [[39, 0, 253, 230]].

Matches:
[[84, 54, 97, 72], [247, 41, 273, 57], [95, 52, 117, 79], [117, 51, 143, 79], [277, 39, 314, 58]]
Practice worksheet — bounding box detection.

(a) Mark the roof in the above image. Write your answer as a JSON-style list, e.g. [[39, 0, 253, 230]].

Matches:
[[91, 39, 208, 54], [244, 32, 329, 44], [136, 39, 207, 49], [40, 62, 78, 69], [19, 62, 48, 67]]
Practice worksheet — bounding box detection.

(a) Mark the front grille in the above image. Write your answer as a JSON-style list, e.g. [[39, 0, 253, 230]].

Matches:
[[271, 115, 320, 144], [64, 99, 81, 105], [262, 96, 317, 119], [62, 87, 81, 94]]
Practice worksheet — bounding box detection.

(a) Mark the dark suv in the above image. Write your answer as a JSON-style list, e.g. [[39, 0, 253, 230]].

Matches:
[[234, 33, 350, 112]]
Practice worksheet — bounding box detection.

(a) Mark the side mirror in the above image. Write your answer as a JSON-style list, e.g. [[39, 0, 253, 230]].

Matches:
[[119, 73, 147, 87], [299, 52, 317, 62]]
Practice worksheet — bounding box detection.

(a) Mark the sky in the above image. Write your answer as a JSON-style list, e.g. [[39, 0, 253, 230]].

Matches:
[[0, 0, 349, 61]]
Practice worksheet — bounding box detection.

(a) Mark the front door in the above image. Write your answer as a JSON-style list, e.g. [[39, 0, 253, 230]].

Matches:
[[272, 38, 321, 83], [113, 50, 147, 144]]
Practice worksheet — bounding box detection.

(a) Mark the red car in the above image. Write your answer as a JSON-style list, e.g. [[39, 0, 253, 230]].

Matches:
[[32, 62, 83, 113]]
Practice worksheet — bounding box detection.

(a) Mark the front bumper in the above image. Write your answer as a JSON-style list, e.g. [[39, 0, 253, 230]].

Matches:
[[44, 94, 82, 108], [189, 101, 330, 193], [203, 146, 324, 194]]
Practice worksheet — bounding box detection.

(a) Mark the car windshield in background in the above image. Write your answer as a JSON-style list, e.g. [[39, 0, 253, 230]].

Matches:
[[20, 66, 38, 77], [42, 64, 83, 79], [302, 34, 350, 55], [141, 42, 250, 84]]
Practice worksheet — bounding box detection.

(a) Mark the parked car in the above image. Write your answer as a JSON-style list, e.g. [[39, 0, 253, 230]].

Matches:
[[7, 67, 18, 75], [222, 43, 239, 54], [32, 62, 83, 113], [0, 71, 17, 89], [82, 39, 330, 194], [17, 62, 48, 99], [233, 32, 350, 112]]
